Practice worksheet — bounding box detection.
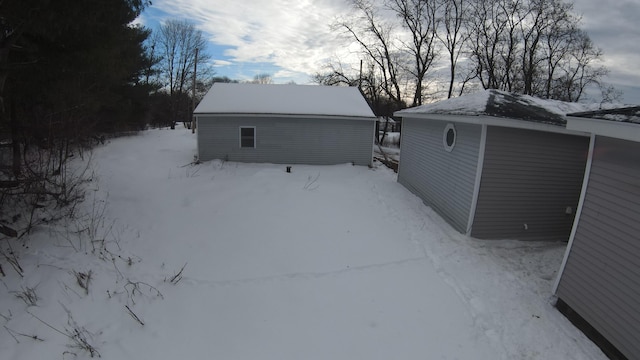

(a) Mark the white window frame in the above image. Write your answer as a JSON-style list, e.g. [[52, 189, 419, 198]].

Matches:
[[443, 123, 457, 152], [239, 126, 256, 148]]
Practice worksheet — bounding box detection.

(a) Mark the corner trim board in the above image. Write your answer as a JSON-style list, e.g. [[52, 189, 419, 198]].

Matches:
[[466, 124, 487, 235], [552, 133, 596, 294], [195, 116, 200, 158]]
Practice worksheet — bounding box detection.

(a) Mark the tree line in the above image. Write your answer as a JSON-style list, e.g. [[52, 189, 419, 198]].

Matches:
[[0, 1, 218, 237], [315, 0, 617, 117], [0, 0, 285, 237], [0, 0, 618, 236]]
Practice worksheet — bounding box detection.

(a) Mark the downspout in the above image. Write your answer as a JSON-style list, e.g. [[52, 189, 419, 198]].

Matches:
[[552, 133, 595, 294]]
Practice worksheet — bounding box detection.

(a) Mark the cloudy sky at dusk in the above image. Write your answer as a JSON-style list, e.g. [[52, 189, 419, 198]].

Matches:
[[136, 0, 640, 104]]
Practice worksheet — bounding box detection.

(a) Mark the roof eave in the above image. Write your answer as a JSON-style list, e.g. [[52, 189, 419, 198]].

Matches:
[[566, 116, 640, 142], [193, 112, 376, 121], [395, 112, 589, 136], [568, 106, 640, 118]]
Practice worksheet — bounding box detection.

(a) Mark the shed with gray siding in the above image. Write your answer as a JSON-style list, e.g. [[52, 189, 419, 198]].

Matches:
[[193, 83, 376, 166], [554, 107, 640, 360], [395, 90, 590, 241]]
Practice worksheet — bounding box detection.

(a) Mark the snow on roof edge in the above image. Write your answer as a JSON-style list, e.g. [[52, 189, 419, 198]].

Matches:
[[193, 112, 376, 120], [395, 90, 490, 116], [395, 89, 635, 126], [567, 106, 640, 124], [194, 83, 376, 119]]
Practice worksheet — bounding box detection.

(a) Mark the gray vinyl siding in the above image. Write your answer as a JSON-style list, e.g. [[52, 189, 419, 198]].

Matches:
[[557, 136, 640, 360], [196, 115, 374, 166], [471, 127, 589, 241], [398, 118, 481, 232]]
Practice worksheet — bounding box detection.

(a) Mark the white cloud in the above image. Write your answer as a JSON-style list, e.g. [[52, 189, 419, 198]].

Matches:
[[130, 12, 148, 27], [148, 0, 640, 102], [572, 0, 640, 100], [151, 0, 356, 81], [212, 59, 233, 67]]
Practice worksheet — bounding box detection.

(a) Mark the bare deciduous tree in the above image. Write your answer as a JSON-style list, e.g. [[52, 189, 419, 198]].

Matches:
[[323, 0, 613, 105], [337, 0, 405, 107], [436, 0, 469, 98], [250, 73, 274, 84], [388, 0, 439, 106], [313, 58, 404, 144], [464, 0, 609, 101], [553, 30, 608, 102], [156, 19, 211, 129], [466, 0, 506, 90]]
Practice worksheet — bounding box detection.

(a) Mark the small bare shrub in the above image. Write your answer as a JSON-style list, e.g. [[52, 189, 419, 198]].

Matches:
[[29, 306, 101, 358], [124, 305, 144, 326], [165, 263, 187, 285], [0, 245, 23, 277], [123, 280, 163, 306], [4, 325, 44, 343], [73, 270, 92, 295], [13, 286, 38, 306]]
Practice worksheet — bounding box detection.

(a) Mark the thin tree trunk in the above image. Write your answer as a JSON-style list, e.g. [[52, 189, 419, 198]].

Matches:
[[10, 95, 21, 177], [448, 54, 456, 98]]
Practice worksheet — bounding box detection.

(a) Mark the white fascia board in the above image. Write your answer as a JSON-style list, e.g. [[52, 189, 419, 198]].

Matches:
[[566, 117, 640, 143], [552, 133, 596, 294], [396, 113, 590, 136], [194, 113, 377, 122]]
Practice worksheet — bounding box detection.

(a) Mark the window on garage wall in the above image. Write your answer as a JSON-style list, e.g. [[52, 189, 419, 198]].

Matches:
[[240, 126, 256, 148]]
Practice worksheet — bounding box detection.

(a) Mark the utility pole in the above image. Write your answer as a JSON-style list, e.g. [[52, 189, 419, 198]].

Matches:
[[191, 47, 198, 134]]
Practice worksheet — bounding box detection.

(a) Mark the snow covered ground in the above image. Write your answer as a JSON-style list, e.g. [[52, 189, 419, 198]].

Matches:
[[379, 132, 401, 147], [1, 128, 607, 359]]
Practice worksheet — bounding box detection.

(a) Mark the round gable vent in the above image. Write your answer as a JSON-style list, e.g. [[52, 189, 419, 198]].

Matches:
[[443, 123, 457, 152]]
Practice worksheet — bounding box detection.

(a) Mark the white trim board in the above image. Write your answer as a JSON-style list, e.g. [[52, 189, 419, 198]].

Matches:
[[466, 124, 487, 235], [395, 121, 408, 176], [566, 117, 640, 143], [369, 121, 376, 167], [238, 126, 256, 148], [195, 113, 377, 122], [552, 133, 596, 294], [396, 113, 589, 137], [195, 116, 200, 159]]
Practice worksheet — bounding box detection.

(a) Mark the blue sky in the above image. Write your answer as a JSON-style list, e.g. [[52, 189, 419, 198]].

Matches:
[[136, 0, 344, 85], [138, 7, 282, 81], [136, 0, 640, 104]]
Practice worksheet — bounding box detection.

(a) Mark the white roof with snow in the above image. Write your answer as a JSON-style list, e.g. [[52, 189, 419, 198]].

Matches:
[[395, 90, 598, 125], [395, 89, 633, 127], [566, 106, 640, 142], [194, 83, 376, 119]]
